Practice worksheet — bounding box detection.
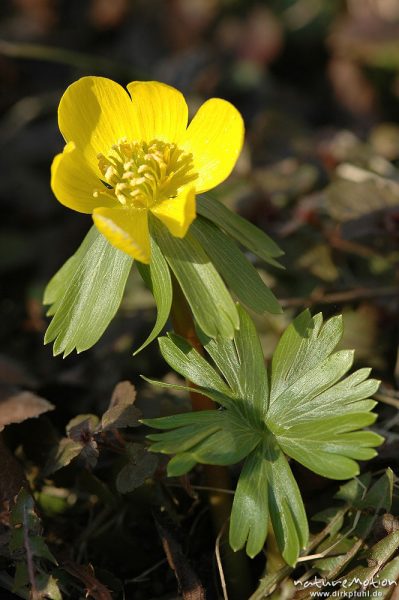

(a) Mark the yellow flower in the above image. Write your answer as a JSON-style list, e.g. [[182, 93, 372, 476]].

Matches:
[[51, 77, 244, 263]]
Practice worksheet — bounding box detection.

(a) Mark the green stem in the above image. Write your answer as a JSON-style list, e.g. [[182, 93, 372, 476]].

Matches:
[[0, 40, 139, 78], [265, 525, 286, 575], [170, 276, 252, 599]]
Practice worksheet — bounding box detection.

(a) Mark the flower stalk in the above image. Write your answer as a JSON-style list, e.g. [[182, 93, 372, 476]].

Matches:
[[170, 276, 252, 599]]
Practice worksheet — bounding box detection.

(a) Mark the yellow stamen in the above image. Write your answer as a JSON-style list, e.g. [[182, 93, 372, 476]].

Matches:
[[96, 138, 198, 208]]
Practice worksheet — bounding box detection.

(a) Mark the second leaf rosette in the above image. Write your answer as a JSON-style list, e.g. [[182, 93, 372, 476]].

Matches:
[[142, 307, 383, 564]]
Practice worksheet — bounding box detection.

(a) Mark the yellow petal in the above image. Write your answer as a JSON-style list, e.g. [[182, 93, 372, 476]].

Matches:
[[150, 186, 196, 238], [58, 76, 138, 169], [93, 206, 150, 263], [127, 81, 188, 144], [182, 98, 244, 193], [51, 142, 117, 214]]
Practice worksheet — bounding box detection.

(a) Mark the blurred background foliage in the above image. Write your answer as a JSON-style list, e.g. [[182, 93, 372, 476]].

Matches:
[[2, 0, 399, 598]]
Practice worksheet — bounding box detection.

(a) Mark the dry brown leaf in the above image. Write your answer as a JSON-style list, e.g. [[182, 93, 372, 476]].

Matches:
[[0, 390, 54, 431], [110, 380, 136, 407], [155, 518, 206, 600], [101, 381, 140, 430]]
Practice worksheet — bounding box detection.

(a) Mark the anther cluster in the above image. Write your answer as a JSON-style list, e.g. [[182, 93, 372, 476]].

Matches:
[[97, 138, 198, 207]]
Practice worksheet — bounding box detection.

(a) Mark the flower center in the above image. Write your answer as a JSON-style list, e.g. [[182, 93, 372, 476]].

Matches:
[[96, 138, 198, 208]]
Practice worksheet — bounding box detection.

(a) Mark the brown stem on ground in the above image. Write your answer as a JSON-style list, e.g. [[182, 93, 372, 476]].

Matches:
[[280, 285, 399, 308]]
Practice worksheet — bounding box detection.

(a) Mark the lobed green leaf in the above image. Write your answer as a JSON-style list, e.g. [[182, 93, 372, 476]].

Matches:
[[197, 330, 242, 394], [151, 218, 239, 339], [142, 409, 223, 430], [187, 417, 259, 466], [135, 232, 172, 354], [198, 306, 269, 423], [191, 217, 281, 315], [147, 423, 221, 453], [269, 311, 343, 405], [197, 193, 283, 263], [268, 350, 355, 424], [230, 446, 269, 558], [140, 375, 232, 408], [144, 306, 383, 561], [263, 440, 309, 566], [44, 226, 132, 356], [159, 334, 232, 399], [167, 453, 197, 476], [233, 305, 269, 424]]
